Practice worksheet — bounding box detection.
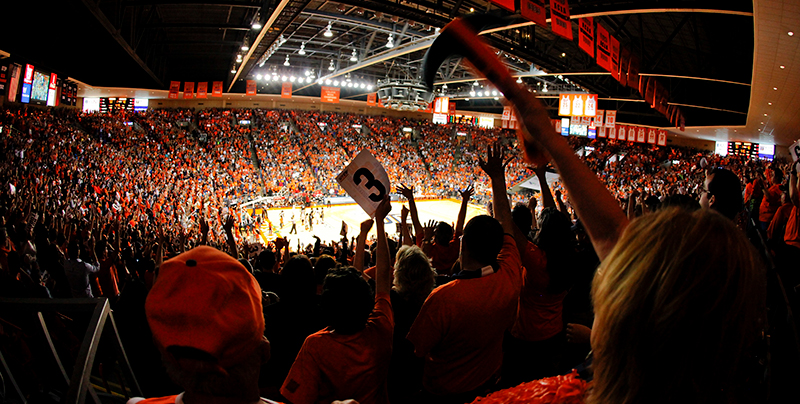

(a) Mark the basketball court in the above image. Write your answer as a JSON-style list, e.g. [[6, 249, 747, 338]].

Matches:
[[252, 199, 487, 248]]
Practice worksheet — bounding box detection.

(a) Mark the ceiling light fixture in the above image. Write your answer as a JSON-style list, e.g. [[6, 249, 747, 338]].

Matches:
[[329, 60, 335, 71], [516, 77, 523, 83], [367, 85, 374, 90], [473, 80, 479, 86], [333, 80, 339, 86], [774, 87, 778, 90], [442, 83, 448, 89], [350, 49, 358, 62], [284, 55, 290, 66], [256, 74, 263, 80], [542, 84, 548, 93], [231, 66, 237, 73], [469, 90, 475, 96], [789, 31, 794, 36], [252, 21, 262, 30], [299, 42, 306, 55], [768, 102, 773, 105], [465, 98, 470, 101], [386, 33, 394, 48], [780, 65, 785, 69], [324, 22, 334, 37]]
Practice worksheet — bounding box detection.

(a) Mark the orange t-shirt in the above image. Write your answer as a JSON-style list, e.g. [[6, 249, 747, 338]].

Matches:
[[281, 292, 393, 404], [767, 203, 793, 242], [429, 239, 459, 275], [511, 241, 567, 342], [407, 235, 522, 395], [785, 206, 800, 249], [759, 184, 783, 223]]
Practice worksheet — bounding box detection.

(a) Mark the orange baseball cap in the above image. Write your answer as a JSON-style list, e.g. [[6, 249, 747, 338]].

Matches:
[[146, 246, 264, 367]]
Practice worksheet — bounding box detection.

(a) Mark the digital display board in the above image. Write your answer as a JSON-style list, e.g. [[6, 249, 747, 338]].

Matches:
[[82, 97, 100, 112], [758, 144, 774, 160], [727, 142, 759, 158], [30, 71, 49, 104], [61, 81, 77, 106], [134, 98, 148, 111], [99, 97, 134, 112], [46, 73, 58, 107], [715, 141, 728, 156]]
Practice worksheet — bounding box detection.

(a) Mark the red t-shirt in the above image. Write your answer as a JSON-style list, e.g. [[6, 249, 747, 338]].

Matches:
[[785, 206, 800, 249], [281, 292, 393, 404], [512, 241, 567, 342], [429, 238, 460, 276], [407, 235, 522, 395], [759, 184, 783, 223]]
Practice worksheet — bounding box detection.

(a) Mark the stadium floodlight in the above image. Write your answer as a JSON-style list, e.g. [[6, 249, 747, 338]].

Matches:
[[256, 74, 263, 80], [329, 60, 335, 71], [324, 22, 333, 37], [290, 76, 296, 82], [367, 85, 374, 90], [469, 90, 475, 96], [284, 55, 290, 66], [386, 34, 394, 48], [299, 42, 306, 55], [350, 49, 358, 62], [325, 79, 332, 85], [281, 76, 288, 81], [333, 80, 339, 86]]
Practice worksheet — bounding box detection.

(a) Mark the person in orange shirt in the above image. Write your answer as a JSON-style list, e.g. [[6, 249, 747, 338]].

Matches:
[[281, 196, 394, 404], [407, 144, 522, 403], [782, 161, 800, 280], [759, 168, 784, 231], [420, 186, 474, 276]]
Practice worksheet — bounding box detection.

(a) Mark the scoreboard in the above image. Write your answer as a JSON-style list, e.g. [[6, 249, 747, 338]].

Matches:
[[727, 142, 759, 158], [98, 97, 135, 113]]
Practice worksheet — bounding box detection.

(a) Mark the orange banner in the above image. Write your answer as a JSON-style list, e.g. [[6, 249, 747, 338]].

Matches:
[[657, 130, 667, 146], [610, 36, 620, 81], [596, 24, 612, 72], [489, 0, 515, 12], [246, 80, 257, 96], [578, 18, 594, 57], [647, 128, 657, 144], [281, 82, 292, 98], [627, 55, 640, 92], [520, 0, 547, 26], [550, 0, 573, 40], [636, 127, 646, 143], [367, 93, 376, 105], [618, 47, 630, 87], [321, 86, 340, 103], [197, 82, 208, 98], [168, 81, 180, 99], [212, 81, 223, 97], [183, 82, 194, 99], [433, 97, 449, 114]]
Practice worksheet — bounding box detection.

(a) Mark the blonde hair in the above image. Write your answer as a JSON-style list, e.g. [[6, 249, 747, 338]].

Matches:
[[589, 208, 765, 404], [392, 245, 436, 302]]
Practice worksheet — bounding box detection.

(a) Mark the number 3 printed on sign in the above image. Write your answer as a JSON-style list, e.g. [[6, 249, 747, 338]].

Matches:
[[354, 168, 386, 202]]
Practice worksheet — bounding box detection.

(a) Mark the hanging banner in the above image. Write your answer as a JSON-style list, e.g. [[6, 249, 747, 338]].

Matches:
[[490, 0, 515, 12], [335, 149, 391, 218], [197, 82, 208, 98], [614, 125, 624, 141], [321, 86, 340, 103], [627, 55, 640, 92], [644, 77, 656, 106], [647, 128, 657, 144], [183, 82, 194, 99], [597, 126, 606, 138], [580, 116, 591, 126], [550, 0, 573, 40], [559, 94, 597, 117], [618, 47, 630, 87], [281, 82, 292, 98], [367, 93, 376, 106], [168, 81, 180, 99], [212, 81, 223, 97], [246, 80, 257, 96], [596, 24, 612, 72], [503, 106, 512, 120], [657, 130, 668, 146], [636, 127, 647, 143], [607, 125, 617, 140], [578, 18, 595, 57], [433, 97, 450, 114], [520, 0, 547, 26], [628, 126, 638, 142], [610, 36, 620, 81], [553, 119, 561, 134], [605, 110, 617, 127], [596, 109, 605, 127], [679, 114, 685, 132], [450, 101, 456, 114]]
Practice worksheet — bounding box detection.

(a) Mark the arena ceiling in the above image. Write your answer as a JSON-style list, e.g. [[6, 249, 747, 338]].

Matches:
[[2, 0, 798, 147]]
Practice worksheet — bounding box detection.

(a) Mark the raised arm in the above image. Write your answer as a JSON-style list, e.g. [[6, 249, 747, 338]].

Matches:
[[373, 196, 392, 295], [354, 219, 374, 273], [535, 166, 556, 209], [790, 161, 799, 207], [455, 185, 474, 238], [398, 184, 424, 245], [478, 143, 515, 235], [223, 214, 238, 258], [400, 205, 413, 246]]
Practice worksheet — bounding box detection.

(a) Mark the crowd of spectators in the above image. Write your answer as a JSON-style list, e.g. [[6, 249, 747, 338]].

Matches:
[[1, 104, 798, 404]]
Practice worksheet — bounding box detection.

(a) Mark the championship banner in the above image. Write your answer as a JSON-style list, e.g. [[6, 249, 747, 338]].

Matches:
[[628, 126, 638, 142], [520, 0, 547, 26], [434, 97, 450, 114], [618, 47, 630, 87], [321, 86, 340, 103], [450, 101, 456, 114], [503, 106, 512, 120], [183, 82, 194, 99], [604, 110, 616, 127], [197, 82, 208, 98], [489, 0, 515, 12], [367, 93, 376, 106], [615, 125, 625, 141], [596, 24, 612, 72], [596, 109, 605, 127], [335, 149, 390, 218], [246, 80, 257, 96], [610, 36, 620, 81], [647, 128, 657, 144], [550, 0, 573, 40], [168, 81, 180, 99], [608, 125, 617, 140], [578, 18, 594, 57], [657, 130, 668, 146], [212, 81, 223, 97], [628, 55, 641, 92], [580, 116, 591, 125], [281, 82, 292, 98], [636, 127, 646, 143], [597, 126, 606, 138]]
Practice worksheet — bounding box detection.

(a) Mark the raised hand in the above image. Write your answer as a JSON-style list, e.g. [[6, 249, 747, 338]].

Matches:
[[423, 219, 436, 241], [478, 142, 507, 179], [459, 185, 475, 201], [374, 195, 392, 220], [360, 218, 375, 235], [199, 216, 209, 236], [223, 214, 235, 233], [397, 184, 415, 200], [401, 204, 409, 219]]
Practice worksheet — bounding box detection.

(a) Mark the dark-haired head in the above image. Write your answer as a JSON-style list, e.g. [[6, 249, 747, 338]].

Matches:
[[321, 267, 374, 334], [461, 215, 503, 266]]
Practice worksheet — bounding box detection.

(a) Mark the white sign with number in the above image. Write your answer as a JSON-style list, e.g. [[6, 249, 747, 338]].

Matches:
[[790, 140, 800, 162], [336, 149, 391, 217]]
